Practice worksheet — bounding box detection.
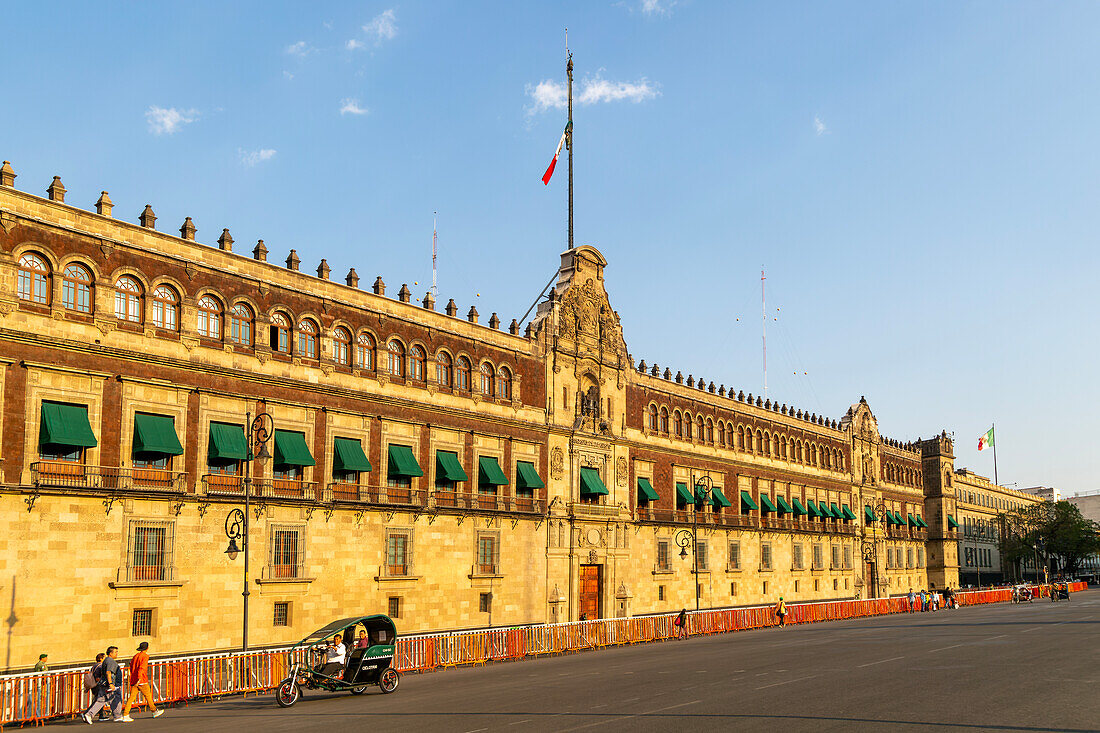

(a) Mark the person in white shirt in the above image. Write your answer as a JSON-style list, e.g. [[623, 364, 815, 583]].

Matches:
[[316, 634, 347, 678]]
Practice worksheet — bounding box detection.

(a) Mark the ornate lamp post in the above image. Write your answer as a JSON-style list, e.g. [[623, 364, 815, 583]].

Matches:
[[860, 499, 887, 599], [675, 475, 713, 612], [223, 411, 273, 651]]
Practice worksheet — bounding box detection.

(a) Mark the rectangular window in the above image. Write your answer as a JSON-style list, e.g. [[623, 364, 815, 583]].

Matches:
[[127, 521, 173, 582], [831, 544, 841, 569], [844, 546, 853, 569], [795, 580, 800, 592], [833, 578, 839, 590], [762, 581, 768, 596], [814, 579, 820, 591], [270, 526, 304, 579], [696, 541, 708, 571], [658, 585, 665, 601], [386, 530, 412, 576], [728, 541, 740, 570], [760, 543, 772, 570], [479, 592, 492, 613], [388, 596, 401, 619], [907, 548, 914, 568], [730, 582, 738, 597], [477, 533, 499, 575], [792, 544, 804, 570], [812, 544, 823, 570], [918, 548, 925, 567], [132, 609, 153, 637], [657, 540, 670, 571], [273, 602, 290, 627]]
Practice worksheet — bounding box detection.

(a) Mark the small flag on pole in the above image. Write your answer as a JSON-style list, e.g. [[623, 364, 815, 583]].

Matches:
[[977, 426, 994, 452], [542, 121, 572, 185]]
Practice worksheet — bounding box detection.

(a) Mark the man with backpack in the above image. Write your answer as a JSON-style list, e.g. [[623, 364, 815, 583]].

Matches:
[[81, 650, 118, 724]]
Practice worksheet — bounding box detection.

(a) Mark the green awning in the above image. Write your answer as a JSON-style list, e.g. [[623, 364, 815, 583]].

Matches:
[[40, 401, 98, 449], [478, 456, 508, 486], [888, 511, 901, 525], [273, 429, 316, 468], [516, 461, 545, 490], [915, 515, 927, 528], [907, 513, 918, 527], [579, 466, 608, 496], [333, 438, 372, 473], [132, 413, 183, 457], [865, 505, 876, 522], [740, 490, 759, 511], [711, 486, 732, 508], [676, 482, 695, 506], [387, 444, 424, 477], [208, 422, 247, 462], [806, 500, 821, 517], [776, 496, 794, 514], [818, 502, 835, 518], [830, 503, 843, 519], [637, 477, 659, 503], [435, 451, 468, 482], [759, 494, 779, 513], [947, 515, 959, 529], [792, 497, 808, 515]]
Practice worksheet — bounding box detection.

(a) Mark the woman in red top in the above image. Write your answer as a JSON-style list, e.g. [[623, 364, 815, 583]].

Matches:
[[120, 642, 163, 721]]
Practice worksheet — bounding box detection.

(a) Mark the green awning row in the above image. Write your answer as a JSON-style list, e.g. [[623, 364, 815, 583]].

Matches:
[[208, 422, 248, 462], [333, 438, 372, 473], [740, 490, 759, 511], [791, 497, 808, 516], [40, 401, 98, 449], [436, 451, 468, 482], [388, 444, 424, 477], [637, 477, 659, 503], [711, 486, 732, 508], [677, 482, 695, 506], [865, 505, 876, 522], [579, 466, 609, 496], [776, 496, 794, 514], [478, 456, 509, 486], [516, 461, 545, 491], [132, 413, 183, 457], [759, 494, 779, 513], [842, 505, 857, 521], [274, 429, 316, 468], [947, 515, 959, 529]]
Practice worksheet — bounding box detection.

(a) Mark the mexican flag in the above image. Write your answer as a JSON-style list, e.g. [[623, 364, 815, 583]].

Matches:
[[977, 426, 994, 452], [542, 121, 571, 185]]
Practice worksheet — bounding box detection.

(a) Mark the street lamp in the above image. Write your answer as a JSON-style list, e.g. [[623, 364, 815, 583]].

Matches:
[[860, 500, 887, 599], [223, 411, 274, 652], [675, 475, 713, 612]]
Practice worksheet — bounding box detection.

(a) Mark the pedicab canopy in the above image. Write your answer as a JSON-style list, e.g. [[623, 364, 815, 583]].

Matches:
[[294, 615, 398, 650]]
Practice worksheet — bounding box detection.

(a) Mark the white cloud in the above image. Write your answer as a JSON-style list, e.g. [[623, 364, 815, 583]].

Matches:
[[145, 106, 199, 135], [363, 9, 397, 42], [525, 74, 660, 116], [814, 116, 828, 135], [641, 0, 674, 15], [285, 41, 315, 57], [239, 148, 277, 167], [346, 38, 364, 50], [340, 98, 368, 116], [283, 70, 295, 80]]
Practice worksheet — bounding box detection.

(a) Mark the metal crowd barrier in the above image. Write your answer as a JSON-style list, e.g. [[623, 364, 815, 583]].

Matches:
[[0, 582, 1086, 727]]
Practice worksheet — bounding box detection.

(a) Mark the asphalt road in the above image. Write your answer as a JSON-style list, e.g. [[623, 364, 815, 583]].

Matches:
[[93, 594, 1099, 733]]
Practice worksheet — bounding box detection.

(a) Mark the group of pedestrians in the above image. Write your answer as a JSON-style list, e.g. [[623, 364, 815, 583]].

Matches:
[[905, 587, 943, 612], [80, 642, 164, 724]]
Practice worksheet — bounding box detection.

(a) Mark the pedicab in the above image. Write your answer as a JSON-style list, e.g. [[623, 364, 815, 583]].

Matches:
[[276, 614, 400, 707]]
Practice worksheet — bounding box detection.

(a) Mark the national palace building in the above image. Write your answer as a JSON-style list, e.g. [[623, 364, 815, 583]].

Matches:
[[0, 161, 1046, 667]]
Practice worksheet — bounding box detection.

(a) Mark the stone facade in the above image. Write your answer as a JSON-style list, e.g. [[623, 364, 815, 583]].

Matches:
[[0, 164, 1040, 668], [951, 470, 1045, 585]]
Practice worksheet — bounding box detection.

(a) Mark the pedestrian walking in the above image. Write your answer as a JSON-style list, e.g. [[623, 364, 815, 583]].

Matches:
[[906, 588, 915, 613], [919, 589, 928, 611], [33, 653, 48, 671], [120, 642, 163, 722], [81, 653, 108, 724], [775, 597, 788, 628], [675, 608, 688, 639]]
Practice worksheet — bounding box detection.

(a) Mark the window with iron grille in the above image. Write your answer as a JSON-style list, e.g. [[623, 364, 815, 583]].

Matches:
[[831, 545, 841, 569], [388, 596, 401, 618], [479, 592, 492, 613], [132, 609, 153, 637], [812, 543, 823, 570], [656, 540, 670, 571], [792, 544, 804, 569], [760, 543, 772, 570], [843, 546, 852, 569], [127, 521, 174, 582], [658, 585, 665, 601], [695, 541, 708, 571], [386, 530, 412, 576], [269, 525, 305, 579], [476, 533, 499, 575], [728, 541, 740, 570], [907, 547, 914, 568], [273, 602, 290, 627], [918, 548, 925, 568]]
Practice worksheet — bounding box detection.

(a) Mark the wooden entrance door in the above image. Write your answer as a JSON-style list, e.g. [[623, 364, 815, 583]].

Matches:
[[579, 564, 601, 620]]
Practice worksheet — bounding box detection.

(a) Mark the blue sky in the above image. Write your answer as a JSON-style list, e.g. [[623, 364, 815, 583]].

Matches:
[[2, 2, 1097, 492]]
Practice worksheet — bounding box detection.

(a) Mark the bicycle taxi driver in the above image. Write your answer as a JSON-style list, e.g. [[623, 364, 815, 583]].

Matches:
[[316, 634, 347, 677]]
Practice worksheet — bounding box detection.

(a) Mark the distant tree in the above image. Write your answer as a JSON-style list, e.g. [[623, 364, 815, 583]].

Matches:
[[997, 501, 1100, 578]]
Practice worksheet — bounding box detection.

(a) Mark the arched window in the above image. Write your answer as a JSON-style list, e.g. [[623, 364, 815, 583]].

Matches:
[[706, 418, 714, 444], [746, 428, 753, 452], [151, 285, 179, 330], [755, 429, 763, 453], [435, 351, 453, 386], [197, 295, 222, 339], [737, 425, 745, 449], [455, 356, 471, 390], [659, 407, 669, 434], [497, 367, 512, 400], [673, 411, 683, 438], [409, 346, 426, 381], [387, 339, 405, 376], [797, 441, 803, 462], [718, 421, 725, 446], [61, 263, 93, 313], [298, 319, 318, 359], [763, 431, 771, 456], [648, 405, 658, 431], [229, 303, 254, 346], [773, 434, 780, 456], [333, 327, 351, 365], [697, 416, 705, 442], [788, 438, 796, 460], [17, 253, 51, 305], [684, 413, 693, 440], [114, 276, 143, 322], [479, 363, 494, 396], [356, 332, 374, 370], [271, 313, 291, 353], [810, 444, 818, 466]]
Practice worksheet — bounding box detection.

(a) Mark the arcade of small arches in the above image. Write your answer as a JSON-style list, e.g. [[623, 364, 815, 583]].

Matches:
[[645, 401, 847, 472], [14, 249, 515, 400], [881, 460, 923, 489]]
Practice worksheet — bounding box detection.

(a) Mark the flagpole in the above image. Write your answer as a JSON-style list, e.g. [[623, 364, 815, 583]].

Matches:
[[992, 422, 998, 486], [566, 39, 574, 251]]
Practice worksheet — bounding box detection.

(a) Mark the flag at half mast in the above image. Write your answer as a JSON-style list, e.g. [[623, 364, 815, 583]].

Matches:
[[977, 426, 994, 452], [542, 121, 572, 185]]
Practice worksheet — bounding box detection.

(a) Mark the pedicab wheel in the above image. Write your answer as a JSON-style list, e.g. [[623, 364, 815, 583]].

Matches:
[[378, 668, 400, 694], [349, 684, 369, 695], [276, 679, 301, 708]]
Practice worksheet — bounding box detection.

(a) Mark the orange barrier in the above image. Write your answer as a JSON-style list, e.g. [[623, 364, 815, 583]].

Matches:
[[2, 584, 1088, 727]]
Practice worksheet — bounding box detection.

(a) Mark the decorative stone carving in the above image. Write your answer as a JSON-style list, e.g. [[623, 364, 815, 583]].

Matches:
[[550, 447, 564, 480], [184, 262, 197, 281], [617, 456, 627, 487]]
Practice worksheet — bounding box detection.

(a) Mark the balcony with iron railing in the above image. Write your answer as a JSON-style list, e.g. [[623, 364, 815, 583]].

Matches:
[[32, 462, 187, 493], [201, 475, 319, 501]]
